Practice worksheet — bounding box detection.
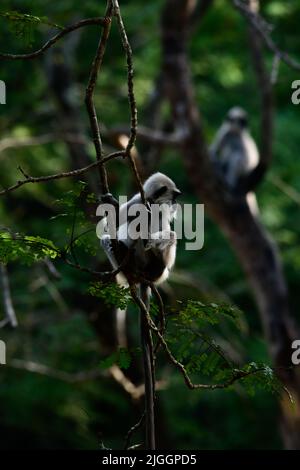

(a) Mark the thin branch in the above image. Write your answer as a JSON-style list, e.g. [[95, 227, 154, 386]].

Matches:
[[9, 359, 98, 382], [105, 125, 186, 147], [150, 283, 166, 336], [124, 411, 145, 450], [9, 359, 166, 401], [62, 237, 131, 279], [0, 17, 109, 60], [112, 0, 145, 204], [268, 174, 300, 207], [131, 286, 274, 391], [43, 258, 61, 280], [233, 0, 300, 71], [236, 0, 273, 192], [85, 2, 113, 193], [0, 233, 126, 281], [0, 264, 18, 327], [0, 150, 125, 196], [110, 364, 167, 401]]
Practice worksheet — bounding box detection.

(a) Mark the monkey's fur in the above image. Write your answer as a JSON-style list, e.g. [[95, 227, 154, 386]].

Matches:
[[100, 172, 181, 286], [210, 107, 259, 214]]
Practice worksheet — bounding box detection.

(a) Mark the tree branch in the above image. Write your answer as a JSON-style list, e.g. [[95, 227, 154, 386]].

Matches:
[[0, 17, 109, 60], [237, 0, 274, 192], [112, 0, 146, 204], [0, 150, 125, 197], [105, 125, 185, 147], [124, 411, 145, 450], [233, 0, 300, 71], [85, 2, 113, 193]]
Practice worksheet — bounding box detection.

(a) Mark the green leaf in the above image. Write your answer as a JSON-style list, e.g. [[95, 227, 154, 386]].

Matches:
[[0, 11, 62, 46], [118, 348, 131, 370], [0, 231, 59, 264], [88, 282, 131, 310], [99, 348, 134, 371]]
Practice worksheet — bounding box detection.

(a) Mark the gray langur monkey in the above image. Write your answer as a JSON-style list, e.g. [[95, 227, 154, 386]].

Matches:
[[209, 107, 259, 214], [98, 172, 181, 346], [100, 172, 181, 286]]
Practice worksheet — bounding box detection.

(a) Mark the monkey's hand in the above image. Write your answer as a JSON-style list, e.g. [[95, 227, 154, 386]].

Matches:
[[145, 230, 177, 252], [98, 193, 119, 210]]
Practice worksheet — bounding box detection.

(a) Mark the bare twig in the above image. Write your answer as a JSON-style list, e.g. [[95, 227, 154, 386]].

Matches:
[[85, 2, 113, 193], [0, 264, 18, 327], [235, 0, 274, 192], [9, 359, 166, 401], [105, 125, 185, 147], [150, 283, 166, 336], [43, 258, 61, 280], [268, 174, 300, 207], [0, 18, 109, 61], [9, 359, 100, 382], [233, 0, 300, 71], [0, 232, 127, 281], [124, 411, 145, 450], [0, 150, 125, 196], [112, 0, 145, 203], [110, 364, 167, 401]]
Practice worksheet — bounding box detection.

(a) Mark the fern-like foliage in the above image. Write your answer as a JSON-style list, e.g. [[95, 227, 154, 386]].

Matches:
[[54, 181, 97, 257], [0, 11, 61, 46], [99, 347, 141, 371], [0, 231, 59, 264], [88, 282, 132, 310], [163, 300, 290, 399]]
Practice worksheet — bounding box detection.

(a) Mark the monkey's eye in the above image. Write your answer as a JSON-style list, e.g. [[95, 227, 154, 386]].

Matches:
[[153, 186, 168, 200], [172, 189, 181, 202]]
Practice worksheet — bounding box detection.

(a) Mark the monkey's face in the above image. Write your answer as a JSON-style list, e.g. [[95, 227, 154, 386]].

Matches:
[[151, 184, 181, 207], [226, 107, 248, 131], [226, 116, 248, 131], [143, 172, 181, 218]]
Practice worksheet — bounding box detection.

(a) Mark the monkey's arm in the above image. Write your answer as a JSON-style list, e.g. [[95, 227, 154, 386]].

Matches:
[[100, 235, 119, 270], [142, 231, 177, 284], [209, 124, 228, 160]]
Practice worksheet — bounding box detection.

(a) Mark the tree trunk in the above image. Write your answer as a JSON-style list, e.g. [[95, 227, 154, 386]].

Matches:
[[161, 0, 300, 448]]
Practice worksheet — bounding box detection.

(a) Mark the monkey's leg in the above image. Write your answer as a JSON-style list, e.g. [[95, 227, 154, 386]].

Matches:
[[140, 283, 156, 450], [100, 234, 119, 270], [115, 308, 127, 348]]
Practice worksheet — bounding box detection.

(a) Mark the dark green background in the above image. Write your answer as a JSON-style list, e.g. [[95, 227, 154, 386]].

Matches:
[[0, 0, 299, 449]]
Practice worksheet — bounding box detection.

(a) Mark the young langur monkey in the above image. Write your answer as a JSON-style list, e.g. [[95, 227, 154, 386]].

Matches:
[[98, 172, 181, 346], [210, 107, 259, 214]]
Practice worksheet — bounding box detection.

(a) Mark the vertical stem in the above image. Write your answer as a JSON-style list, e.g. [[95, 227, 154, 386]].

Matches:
[[85, 1, 113, 193], [140, 283, 156, 450]]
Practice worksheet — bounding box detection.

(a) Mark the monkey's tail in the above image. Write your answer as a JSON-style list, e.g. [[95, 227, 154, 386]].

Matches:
[[115, 308, 127, 348], [140, 283, 156, 450], [247, 191, 260, 217]]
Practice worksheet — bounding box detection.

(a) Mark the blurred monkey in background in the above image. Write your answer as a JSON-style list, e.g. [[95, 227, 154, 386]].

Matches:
[[210, 107, 259, 214]]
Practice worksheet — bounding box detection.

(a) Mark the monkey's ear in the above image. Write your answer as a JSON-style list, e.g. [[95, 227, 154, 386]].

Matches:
[[153, 186, 168, 199]]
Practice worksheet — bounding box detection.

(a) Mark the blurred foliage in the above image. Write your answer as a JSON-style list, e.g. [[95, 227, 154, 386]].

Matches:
[[0, 0, 299, 450], [88, 282, 131, 310]]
